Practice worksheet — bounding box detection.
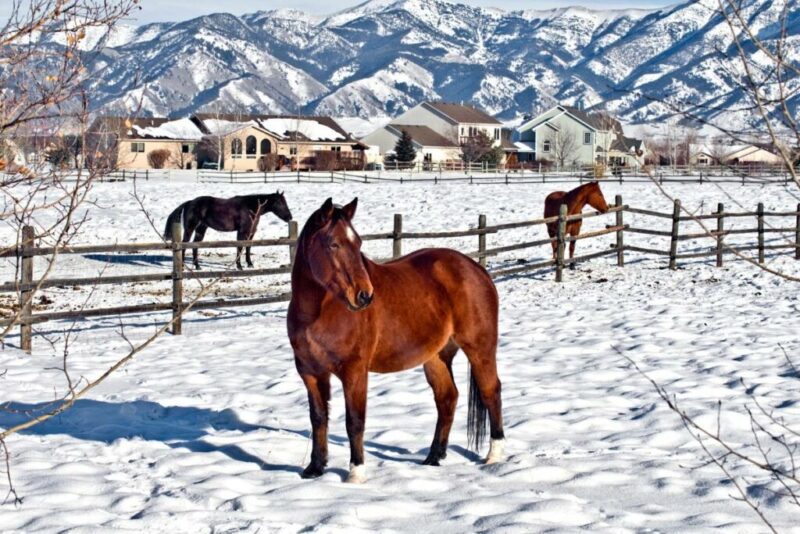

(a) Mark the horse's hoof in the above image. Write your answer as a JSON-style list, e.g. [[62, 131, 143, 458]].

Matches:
[[346, 463, 367, 484], [568, 263, 576, 271], [301, 464, 325, 479], [236, 265, 243, 271], [247, 263, 254, 268], [484, 438, 505, 465], [422, 456, 440, 466]]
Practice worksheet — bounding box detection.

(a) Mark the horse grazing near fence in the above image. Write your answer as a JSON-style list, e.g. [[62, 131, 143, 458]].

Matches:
[[287, 197, 505, 484], [164, 192, 292, 270], [544, 181, 609, 262]]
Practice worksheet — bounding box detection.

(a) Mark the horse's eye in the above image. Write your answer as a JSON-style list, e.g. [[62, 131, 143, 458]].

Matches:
[[330, 242, 340, 250]]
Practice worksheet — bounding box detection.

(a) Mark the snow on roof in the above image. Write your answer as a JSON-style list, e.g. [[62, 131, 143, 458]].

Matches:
[[514, 141, 536, 153], [257, 118, 346, 142], [132, 118, 204, 141], [202, 119, 259, 137]]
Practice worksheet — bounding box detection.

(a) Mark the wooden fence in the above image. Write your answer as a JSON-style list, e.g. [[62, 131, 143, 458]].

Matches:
[[2, 197, 799, 352], [100, 166, 798, 185]]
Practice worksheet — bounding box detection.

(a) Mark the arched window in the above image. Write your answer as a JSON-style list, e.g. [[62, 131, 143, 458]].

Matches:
[[231, 138, 243, 158], [260, 139, 271, 154], [246, 135, 257, 158]]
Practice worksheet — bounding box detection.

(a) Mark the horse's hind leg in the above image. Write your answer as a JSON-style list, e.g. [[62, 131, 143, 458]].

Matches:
[[235, 229, 247, 270], [455, 334, 505, 464], [423, 341, 459, 466], [192, 225, 207, 269], [568, 221, 581, 270]]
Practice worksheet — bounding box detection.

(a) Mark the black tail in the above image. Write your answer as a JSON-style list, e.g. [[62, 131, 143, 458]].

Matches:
[[467, 365, 487, 452], [164, 201, 188, 240]]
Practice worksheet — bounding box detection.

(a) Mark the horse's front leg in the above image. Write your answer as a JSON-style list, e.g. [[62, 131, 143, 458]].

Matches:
[[245, 245, 254, 268], [342, 365, 369, 483], [235, 230, 247, 270], [300, 372, 331, 479]]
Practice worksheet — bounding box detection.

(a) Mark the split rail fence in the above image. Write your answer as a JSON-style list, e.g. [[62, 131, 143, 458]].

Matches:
[[3, 197, 799, 352], [102, 167, 798, 186]]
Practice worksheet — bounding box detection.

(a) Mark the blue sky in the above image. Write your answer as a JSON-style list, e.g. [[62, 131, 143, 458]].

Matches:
[[93, 1, 674, 24]]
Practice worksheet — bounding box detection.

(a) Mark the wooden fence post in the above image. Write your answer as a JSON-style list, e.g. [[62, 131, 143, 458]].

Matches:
[[795, 203, 800, 260], [757, 202, 765, 264], [288, 220, 298, 267], [393, 214, 403, 259], [478, 214, 487, 268], [19, 225, 34, 353], [615, 195, 624, 267], [556, 204, 567, 282], [716, 203, 724, 268], [171, 222, 183, 335], [669, 199, 681, 270]]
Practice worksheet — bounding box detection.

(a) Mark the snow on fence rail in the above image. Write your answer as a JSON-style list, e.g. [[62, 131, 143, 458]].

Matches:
[[2, 198, 799, 351]]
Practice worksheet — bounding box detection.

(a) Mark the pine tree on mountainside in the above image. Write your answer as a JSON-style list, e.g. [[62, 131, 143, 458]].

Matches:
[[394, 129, 417, 163]]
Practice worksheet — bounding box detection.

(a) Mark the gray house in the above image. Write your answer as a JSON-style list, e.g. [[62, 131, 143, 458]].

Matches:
[[516, 105, 644, 167]]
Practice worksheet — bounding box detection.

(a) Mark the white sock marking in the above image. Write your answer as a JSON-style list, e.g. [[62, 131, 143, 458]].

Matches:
[[347, 463, 367, 484], [485, 438, 505, 464]]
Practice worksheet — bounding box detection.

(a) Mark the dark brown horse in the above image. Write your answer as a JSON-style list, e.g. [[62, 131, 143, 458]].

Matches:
[[287, 198, 505, 483], [544, 181, 609, 262], [164, 192, 292, 270]]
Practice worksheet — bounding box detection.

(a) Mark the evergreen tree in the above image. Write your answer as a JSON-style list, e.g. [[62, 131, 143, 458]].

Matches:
[[394, 129, 417, 163]]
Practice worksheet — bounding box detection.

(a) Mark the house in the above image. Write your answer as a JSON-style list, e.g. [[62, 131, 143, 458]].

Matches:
[[516, 105, 642, 167], [88, 114, 366, 171], [690, 143, 783, 166], [361, 125, 461, 166], [88, 117, 204, 170], [190, 114, 367, 171], [361, 101, 504, 164]]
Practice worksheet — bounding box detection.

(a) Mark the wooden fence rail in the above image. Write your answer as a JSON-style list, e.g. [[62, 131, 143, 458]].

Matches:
[[2, 197, 800, 352]]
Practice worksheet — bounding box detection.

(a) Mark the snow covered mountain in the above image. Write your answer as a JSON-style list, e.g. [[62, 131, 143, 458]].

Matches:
[[71, 0, 798, 128]]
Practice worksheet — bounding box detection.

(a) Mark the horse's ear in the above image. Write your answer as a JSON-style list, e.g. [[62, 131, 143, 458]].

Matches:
[[342, 198, 358, 221], [318, 197, 334, 222]]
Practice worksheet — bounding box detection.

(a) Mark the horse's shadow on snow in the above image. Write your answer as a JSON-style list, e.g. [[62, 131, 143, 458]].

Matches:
[[0, 399, 305, 473], [0, 398, 420, 475]]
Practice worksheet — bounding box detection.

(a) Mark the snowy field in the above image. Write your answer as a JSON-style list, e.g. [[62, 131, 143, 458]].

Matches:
[[1, 179, 800, 532]]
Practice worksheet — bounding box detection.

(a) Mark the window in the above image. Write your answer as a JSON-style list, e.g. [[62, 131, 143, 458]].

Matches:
[[245, 136, 257, 158], [461, 127, 465, 136], [543, 140, 551, 153], [231, 138, 243, 158], [260, 139, 271, 154], [330, 146, 341, 152], [289, 147, 297, 156], [584, 132, 592, 145], [494, 128, 500, 141], [131, 142, 145, 153], [181, 143, 194, 154]]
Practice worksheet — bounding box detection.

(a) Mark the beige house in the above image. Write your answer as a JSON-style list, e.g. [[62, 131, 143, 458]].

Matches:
[[89, 114, 366, 171], [88, 117, 203, 170], [362, 101, 506, 164], [191, 114, 366, 171], [690, 143, 784, 166], [516, 105, 643, 167]]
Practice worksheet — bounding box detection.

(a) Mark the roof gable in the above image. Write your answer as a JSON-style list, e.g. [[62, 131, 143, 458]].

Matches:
[[386, 125, 459, 148], [423, 102, 501, 125]]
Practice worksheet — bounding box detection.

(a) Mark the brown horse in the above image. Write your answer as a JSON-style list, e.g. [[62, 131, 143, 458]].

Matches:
[[544, 181, 609, 262], [287, 198, 505, 483]]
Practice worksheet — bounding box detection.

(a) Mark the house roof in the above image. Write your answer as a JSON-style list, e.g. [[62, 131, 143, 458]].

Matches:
[[610, 136, 644, 153], [387, 125, 459, 147], [424, 102, 502, 125], [191, 113, 361, 144], [561, 106, 621, 132], [89, 117, 204, 141]]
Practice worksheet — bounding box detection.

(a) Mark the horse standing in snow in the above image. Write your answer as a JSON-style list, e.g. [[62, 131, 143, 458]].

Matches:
[[287, 198, 505, 483], [544, 181, 609, 262], [164, 192, 292, 270]]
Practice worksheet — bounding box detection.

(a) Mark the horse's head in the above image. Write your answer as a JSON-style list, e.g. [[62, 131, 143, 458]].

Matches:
[[587, 181, 609, 213], [302, 197, 373, 311], [271, 190, 293, 222]]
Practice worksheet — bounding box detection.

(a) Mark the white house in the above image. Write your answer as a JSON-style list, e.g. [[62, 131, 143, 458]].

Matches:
[[362, 124, 461, 165], [516, 105, 643, 167], [361, 101, 504, 164]]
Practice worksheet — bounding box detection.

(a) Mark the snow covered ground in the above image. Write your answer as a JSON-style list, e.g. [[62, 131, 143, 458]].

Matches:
[[1, 179, 799, 532]]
